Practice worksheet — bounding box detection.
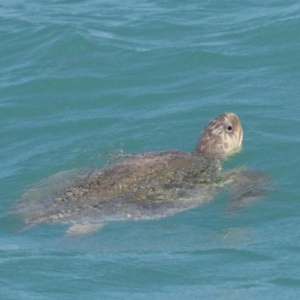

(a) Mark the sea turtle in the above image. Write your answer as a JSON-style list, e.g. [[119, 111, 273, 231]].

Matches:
[[15, 112, 268, 235]]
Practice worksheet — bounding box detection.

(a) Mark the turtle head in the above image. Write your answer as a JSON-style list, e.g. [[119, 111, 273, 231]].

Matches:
[[195, 112, 243, 160]]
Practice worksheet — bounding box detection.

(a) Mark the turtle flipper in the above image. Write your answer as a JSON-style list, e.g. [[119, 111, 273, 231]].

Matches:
[[225, 168, 271, 213], [65, 223, 105, 237]]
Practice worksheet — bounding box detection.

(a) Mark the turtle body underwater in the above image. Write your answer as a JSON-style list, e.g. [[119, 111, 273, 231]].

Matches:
[[15, 112, 268, 235]]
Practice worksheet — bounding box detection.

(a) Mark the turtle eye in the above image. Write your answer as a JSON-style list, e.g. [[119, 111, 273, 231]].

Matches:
[[226, 125, 233, 132]]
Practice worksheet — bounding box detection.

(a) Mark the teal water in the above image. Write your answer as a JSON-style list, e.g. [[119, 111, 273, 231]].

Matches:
[[1, 0, 300, 299]]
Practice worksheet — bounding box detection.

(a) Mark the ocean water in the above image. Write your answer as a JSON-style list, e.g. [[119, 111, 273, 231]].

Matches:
[[1, 0, 300, 299]]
